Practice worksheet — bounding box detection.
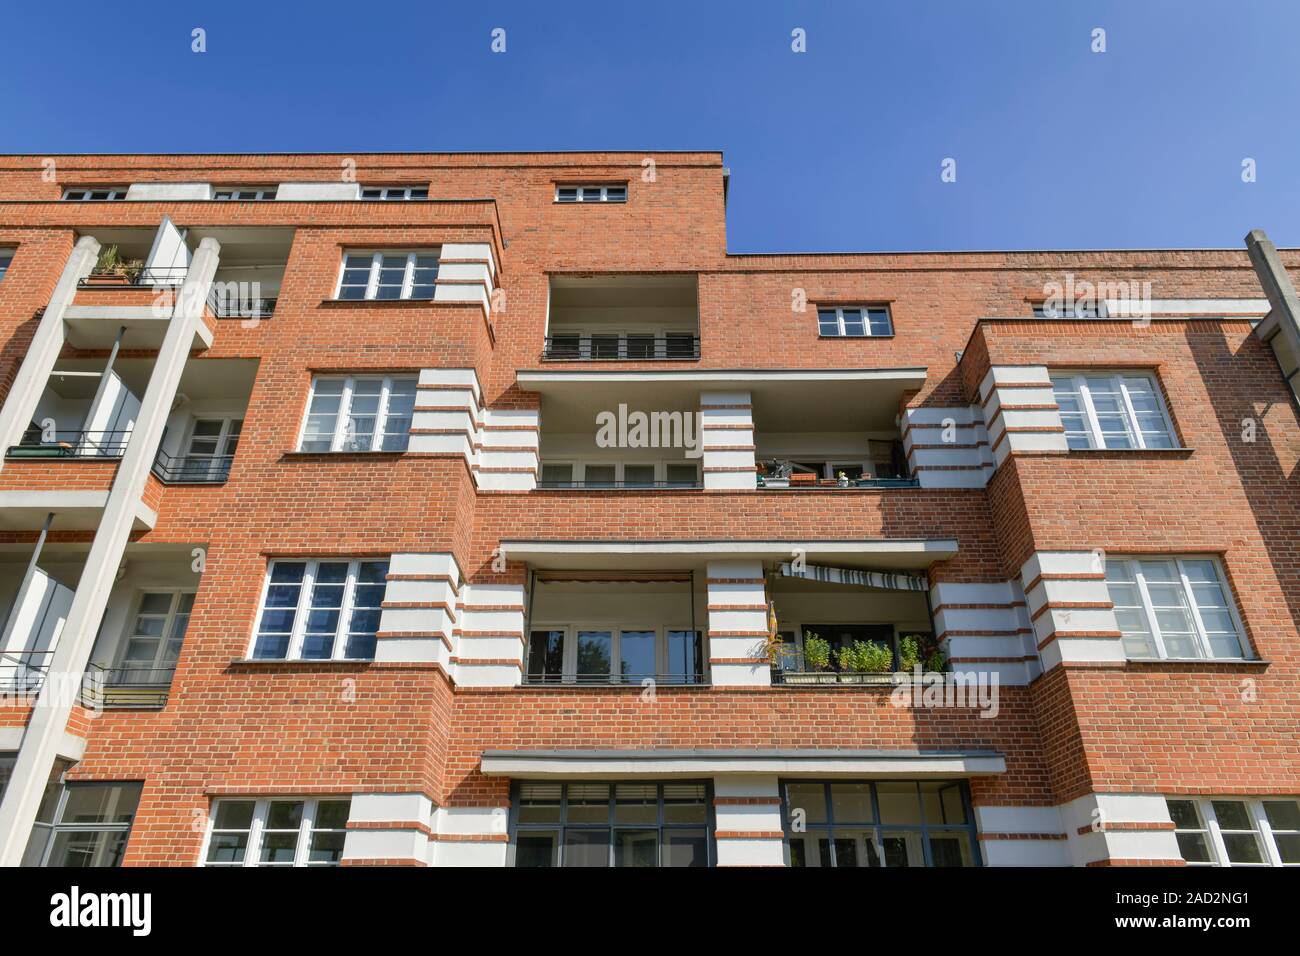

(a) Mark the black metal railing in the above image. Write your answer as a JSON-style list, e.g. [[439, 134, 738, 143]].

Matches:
[[542, 334, 700, 361], [536, 479, 702, 490], [6, 429, 131, 459], [523, 672, 707, 686], [81, 663, 176, 710], [79, 266, 190, 288], [770, 668, 897, 686], [0, 650, 54, 695], [206, 288, 277, 320], [150, 449, 234, 484], [757, 475, 919, 490]]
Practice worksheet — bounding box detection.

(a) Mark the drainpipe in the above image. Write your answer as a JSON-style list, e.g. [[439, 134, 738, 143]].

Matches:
[[1244, 229, 1300, 403]]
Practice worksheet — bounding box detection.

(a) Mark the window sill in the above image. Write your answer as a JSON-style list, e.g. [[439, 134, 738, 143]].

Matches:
[[1124, 657, 1268, 669], [317, 298, 440, 308], [229, 658, 374, 667], [816, 334, 895, 340], [281, 450, 406, 459], [1068, 447, 1194, 455]]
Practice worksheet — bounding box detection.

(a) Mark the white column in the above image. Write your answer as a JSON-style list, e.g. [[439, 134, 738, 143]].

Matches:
[[1059, 793, 1181, 866], [0, 238, 220, 867], [902, 405, 992, 488], [714, 775, 786, 867], [1020, 550, 1124, 672], [706, 560, 770, 686], [374, 553, 460, 671], [980, 365, 1067, 470], [454, 582, 526, 687], [700, 391, 755, 490], [0, 236, 100, 464]]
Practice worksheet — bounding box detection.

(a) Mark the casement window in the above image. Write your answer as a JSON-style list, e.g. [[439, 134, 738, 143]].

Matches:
[[1168, 797, 1300, 867], [213, 186, 277, 200], [204, 797, 350, 867], [336, 250, 439, 301], [61, 187, 127, 201], [538, 461, 700, 488], [544, 330, 698, 360], [526, 625, 704, 684], [299, 376, 416, 452], [360, 185, 429, 200], [1033, 301, 1106, 318], [512, 781, 711, 867], [117, 591, 194, 682], [250, 558, 389, 661], [783, 780, 979, 867], [0, 753, 14, 800], [555, 184, 627, 203], [0, 248, 12, 283], [179, 417, 242, 480], [1104, 556, 1249, 660], [816, 305, 893, 337], [1050, 372, 1176, 449], [24, 777, 142, 867]]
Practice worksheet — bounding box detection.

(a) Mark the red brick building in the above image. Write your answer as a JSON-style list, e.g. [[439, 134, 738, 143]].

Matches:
[[0, 152, 1296, 867]]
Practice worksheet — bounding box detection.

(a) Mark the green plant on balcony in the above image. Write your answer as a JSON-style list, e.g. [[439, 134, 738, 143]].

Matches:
[[899, 635, 921, 672], [836, 639, 893, 674], [93, 244, 144, 282], [802, 633, 831, 671], [924, 648, 947, 673]]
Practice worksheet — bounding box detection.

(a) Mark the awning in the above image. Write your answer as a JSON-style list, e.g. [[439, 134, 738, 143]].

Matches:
[[480, 748, 1006, 779], [779, 562, 928, 592]]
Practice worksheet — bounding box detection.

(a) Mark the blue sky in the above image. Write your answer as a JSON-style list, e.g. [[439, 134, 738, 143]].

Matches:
[[2, 1, 1297, 252]]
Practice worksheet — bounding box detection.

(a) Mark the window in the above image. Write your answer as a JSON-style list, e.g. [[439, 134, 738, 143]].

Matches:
[[251, 558, 388, 661], [336, 250, 439, 301], [512, 781, 711, 867], [360, 185, 429, 200], [24, 774, 142, 867], [526, 626, 704, 684], [1033, 301, 1106, 318], [204, 797, 350, 867], [817, 306, 893, 337], [1105, 556, 1248, 660], [117, 591, 194, 683], [783, 780, 979, 867], [179, 417, 242, 480], [0, 248, 12, 283], [537, 461, 700, 489], [299, 376, 416, 452], [1167, 797, 1300, 867], [1051, 372, 1175, 449], [61, 188, 127, 201], [555, 184, 627, 203], [0, 753, 14, 800], [213, 187, 277, 200]]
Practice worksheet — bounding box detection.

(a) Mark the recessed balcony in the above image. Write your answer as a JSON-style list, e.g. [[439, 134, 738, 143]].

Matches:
[[543, 274, 699, 362]]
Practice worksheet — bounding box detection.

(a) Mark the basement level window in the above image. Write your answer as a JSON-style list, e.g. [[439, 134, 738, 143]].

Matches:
[[214, 186, 277, 200], [204, 797, 350, 867], [249, 558, 389, 661], [1033, 301, 1107, 318], [817, 305, 893, 337], [299, 375, 416, 453], [1050, 372, 1175, 449], [0, 249, 12, 283], [360, 185, 429, 200], [61, 187, 127, 201], [1168, 797, 1300, 866], [1105, 555, 1250, 661], [555, 184, 627, 203]]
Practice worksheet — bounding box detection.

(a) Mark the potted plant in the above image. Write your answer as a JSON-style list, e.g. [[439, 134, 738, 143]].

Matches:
[[898, 635, 922, 674], [795, 632, 831, 684], [836, 640, 894, 683], [91, 245, 144, 285]]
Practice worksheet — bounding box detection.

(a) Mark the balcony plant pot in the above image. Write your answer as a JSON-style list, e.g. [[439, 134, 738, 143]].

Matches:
[[763, 477, 789, 488], [90, 272, 132, 286]]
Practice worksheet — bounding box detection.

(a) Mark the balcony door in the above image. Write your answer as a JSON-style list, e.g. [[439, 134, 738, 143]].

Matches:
[[116, 591, 195, 685], [808, 624, 896, 670], [182, 418, 242, 481]]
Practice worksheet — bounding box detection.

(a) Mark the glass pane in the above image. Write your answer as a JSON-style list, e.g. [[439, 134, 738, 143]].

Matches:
[[841, 309, 866, 336], [518, 783, 562, 824], [623, 464, 655, 486], [540, 464, 573, 485], [613, 829, 657, 867], [48, 830, 129, 867], [563, 829, 609, 867], [879, 830, 925, 866], [665, 630, 701, 684], [565, 784, 610, 824], [876, 782, 922, 824], [576, 631, 612, 679], [817, 310, 839, 335], [527, 630, 565, 679], [665, 463, 698, 486], [212, 800, 255, 831], [516, 831, 558, 866], [1175, 831, 1214, 863], [314, 800, 350, 830], [929, 832, 974, 866], [307, 831, 345, 864], [830, 784, 873, 823], [1166, 799, 1202, 830], [1263, 800, 1300, 832], [266, 801, 304, 830], [59, 783, 142, 825], [1222, 833, 1265, 864], [259, 831, 300, 865], [922, 783, 968, 825], [786, 783, 827, 825], [206, 831, 248, 864], [663, 829, 708, 867], [614, 784, 657, 824], [1273, 833, 1300, 864], [618, 630, 655, 681], [662, 783, 707, 824]]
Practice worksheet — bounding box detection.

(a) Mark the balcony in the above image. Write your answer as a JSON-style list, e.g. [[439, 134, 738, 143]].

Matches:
[[756, 456, 917, 490], [544, 274, 700, 363], [0, 654, 175, 710]]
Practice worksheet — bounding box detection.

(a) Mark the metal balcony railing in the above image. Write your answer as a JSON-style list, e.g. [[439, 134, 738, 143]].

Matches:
[[206, 289, 277, 320], [79, 266, 190, 288], [150, 449, 234, 484], [541, 334, 700, 361], [536, 479, 702, 490], [757, 475, 919, 490], [81, 663, 176, 710], [523, 672, 707, 687], [0, 650, 54, 695], [6, 429, 131, 460]]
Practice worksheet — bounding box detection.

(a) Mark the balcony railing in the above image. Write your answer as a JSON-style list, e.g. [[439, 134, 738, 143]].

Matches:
[[6, 429, 131, 460], [150, 448, 234, 484], [0, 650, 53, 695], [81, 663, 176, 710], [541, 335, 700, 361], [79, 266, 190, 288], [536, 479, 702, 490], [758, 475, 919, 490], [206, 288, 277, 320], [770, 669, 896, 686], [523, 672, 708, 686]]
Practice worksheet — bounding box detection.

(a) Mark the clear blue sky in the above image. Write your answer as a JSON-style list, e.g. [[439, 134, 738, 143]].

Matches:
[[2, 0, 1297, 253]]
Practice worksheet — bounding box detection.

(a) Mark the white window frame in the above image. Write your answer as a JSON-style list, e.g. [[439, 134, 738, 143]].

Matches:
[[816, 305, 894, 338], [297, 374, 415, 453], [202, 797, 350, 867], [182, 416, 243, 479], [213, 187, 277, 200], [114, 588, 196, 672], [554, 184, 628, 203], [359, 186, 429, 200], [1050, 371, 1177, 450], [1167, 797, 1299, 867], [334, 250, 440, 301], [1106, 555, 1251, 661], [0, 248, 12, 283], [248, 557, 389, 661], [1033, 301, 1108, 318], [60, 187, 127, 201], [527, 623, 704, 683]]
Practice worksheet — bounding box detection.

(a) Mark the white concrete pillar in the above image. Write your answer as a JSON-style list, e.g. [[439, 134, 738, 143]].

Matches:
[[1020, 550, 1124, 672], [979, 365, 1067, 470], [0, 236, 100, 464], [374, 553, 460, 671], [713, 775, 786, 867], [701, 391, 755, 490], [706, 560, 770, 686], [0, 238, 219, 866]]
